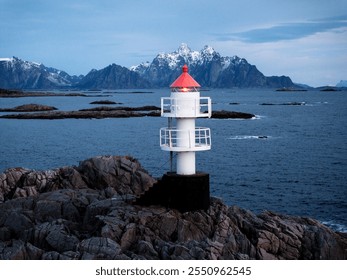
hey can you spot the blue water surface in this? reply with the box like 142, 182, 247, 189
0, 89, 346, 232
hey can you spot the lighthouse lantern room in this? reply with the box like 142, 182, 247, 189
160, 64, 212, 175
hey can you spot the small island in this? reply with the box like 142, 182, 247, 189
90, 100, 122, 105
0, 103, 58, 112
0, 104, 255, 120
276, 87, 307, 92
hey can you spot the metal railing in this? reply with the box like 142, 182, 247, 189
160, 127, 211, 152
161, 97, 211, 118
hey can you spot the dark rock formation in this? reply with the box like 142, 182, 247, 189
79, 105, 161, 112
0, 109, 155, 119
90, 100, 122, 105
0, 107, 254, 120
0, 104, 58, 112
212, 110, 255, 119
0, 156, 346, 260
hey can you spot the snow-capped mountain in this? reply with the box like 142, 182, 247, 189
336, 80, 347, 87
0, 57, 82, 89
131, 43, 294, 88
1, 44, 294, 90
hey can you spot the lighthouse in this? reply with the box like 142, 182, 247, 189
160, 64, 211, 174
136, 64, 212, 212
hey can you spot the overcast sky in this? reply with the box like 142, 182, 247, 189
1, 0, 346, 86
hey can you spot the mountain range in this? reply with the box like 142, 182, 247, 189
1, 44, 300, 89
0, 57, 82, 89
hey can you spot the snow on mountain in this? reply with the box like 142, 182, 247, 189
0, 57, 82, 89
131, 44, 245, 73
140, 43, 218, 70
129, 61, 150, 74
130, 43, 294, 88
336, 80, 347, 87
1, 44, 294, 90
0, 58, 15, 62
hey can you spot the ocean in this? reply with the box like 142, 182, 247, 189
0, 88, 346, 232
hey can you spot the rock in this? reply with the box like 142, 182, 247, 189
90, 100, 121, 105
0, 109, 149, 119
0, 105, 253, 120
212, 110, 255, 119
79, 237, 122, 259
0, 155, 346, 260
0, 104, 57, 112
77, 155, 156, 196
45, 226, 80, 253
0, 240, 27, 260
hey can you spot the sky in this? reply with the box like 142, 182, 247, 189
1, 0, 346, 87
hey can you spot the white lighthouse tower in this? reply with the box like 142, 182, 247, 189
160, 64, 212, 175
137, 64, 212, 212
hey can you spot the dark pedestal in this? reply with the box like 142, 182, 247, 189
136, 172, 210, 212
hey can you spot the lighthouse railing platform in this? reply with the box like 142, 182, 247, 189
161, 97, 211, 118
160, 127, 211, 152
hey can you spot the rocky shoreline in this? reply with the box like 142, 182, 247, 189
0, 155, 346, 260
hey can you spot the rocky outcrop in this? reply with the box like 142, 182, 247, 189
0, 104, 57, 112
0, 156, 346, 260
212, 110, 255, 119
0, 106, 254, 120
90, 100, 122, 105
0, 156, 155, 203
0, 108, 159, 119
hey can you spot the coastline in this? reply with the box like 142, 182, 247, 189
0, 155, 346, 260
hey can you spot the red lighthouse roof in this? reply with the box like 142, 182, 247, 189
170, 64, 201, 89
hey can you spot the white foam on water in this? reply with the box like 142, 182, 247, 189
321, 220, 347, 233
228, 135, 271, 140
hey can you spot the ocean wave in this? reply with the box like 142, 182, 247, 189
228, 135, 271, 140
321, 220, 347, 233
252, 115, 263, 120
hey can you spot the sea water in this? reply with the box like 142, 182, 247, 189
0, 88, 346, 232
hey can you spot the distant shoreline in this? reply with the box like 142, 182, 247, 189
0, 88, 154, 98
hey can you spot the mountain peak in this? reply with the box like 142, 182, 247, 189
202, 45, 216, 55
177, 43, 191, 56
200, 45, 218, 61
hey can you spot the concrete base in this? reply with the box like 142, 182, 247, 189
136, 172, 210, 212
